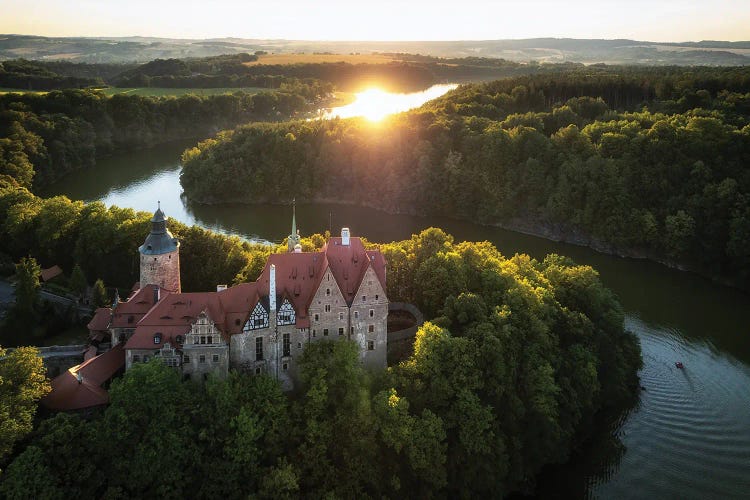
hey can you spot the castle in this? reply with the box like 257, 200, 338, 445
89, 203, 388, 390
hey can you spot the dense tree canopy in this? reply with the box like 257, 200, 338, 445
0, 228, 641, 497
181, 67, 750, 288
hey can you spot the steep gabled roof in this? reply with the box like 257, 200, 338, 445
87, 307, 111, 332
41, 344, 125, 411
324, 237, 385, 305
125, 291, 227, 349
255, 251, 329, 328
111, 285, 169, 329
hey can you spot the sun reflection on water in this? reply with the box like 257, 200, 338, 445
322, 83, 458, 121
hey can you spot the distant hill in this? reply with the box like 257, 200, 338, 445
1, 34, 748, 65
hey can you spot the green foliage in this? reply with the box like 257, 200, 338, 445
69, 263, 87, 297
92, 278, 108, 307
0, 346, 50, 467
12, 256, 40, 315
181, 67, 750, 288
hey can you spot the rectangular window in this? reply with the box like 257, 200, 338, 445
133, 354, 141, 363
369, 309, 374, 317
212, 354, 219, 363
282, 362, 289, 371
314, 313, 319, 321
339, 312, 344, 320
368, 325, 374, 333
200, 336, 206, 344
323, 328, 329, 336
297, 342, 302, 349
199, 355, 206, 363
207, 335, 213, 344
350, 326, 354, 335
256, 336, 263, 361
283, 333, 291, 357
354, 311, 359, 319
362, 295, 366, 302
183, 355, 189, 363
367, 340, 375, 351
193, 337, 199, 344
255, 367, 262, 375
338, 327, 344, 336
325, 304, 331, 312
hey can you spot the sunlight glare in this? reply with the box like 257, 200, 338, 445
324, 84, 458, 122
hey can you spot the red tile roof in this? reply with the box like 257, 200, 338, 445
87, 307, 111, 331
324, 237, 385, 305
40, 265, 63, 282
41, 344, 125, 411
111, 285, 168, 329
122, 235, 386, 350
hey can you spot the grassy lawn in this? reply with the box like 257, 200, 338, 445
98, 87, 267, 97
245, 53, 397, 66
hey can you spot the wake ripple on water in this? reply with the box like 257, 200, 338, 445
590, 316, 750, 499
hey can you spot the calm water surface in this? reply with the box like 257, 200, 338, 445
45, 142, 750, 499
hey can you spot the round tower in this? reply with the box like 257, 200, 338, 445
139, 203, 181, 292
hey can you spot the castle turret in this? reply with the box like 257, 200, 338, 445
139, 202, 181, 292
287, 198, 301, 252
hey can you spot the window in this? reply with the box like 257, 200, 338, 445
212, 354, 219, 363
183, 355, 190, 363
199, 355, 206, 363
207, 335, 213, 344
298, 342, 302, 349
283, 333, 291, 357
235, 318, 241, 326
375, 294, 379, 300
368, 325, 374, 333
354, 311, 359, 319
326, 288, 331, 296
338, 327, 344, 336
312, 329, 317, 337
362, 295, 366, 302
153, 334, 161, 344
256, 336, 263, 361
133, 354, 141, 363
325, 304, 331, 312
193, 337, 199, 344
323, 328, 329, 336
314, 313, 319, 321
282, 362, 289, 371
278, 299, 296, 326
255, 367, 262, 375
143, 355, 150, 362
369, 309, 374, 317
200, 336, 206, 345
367, 340, 375, 351
350, 326, 354, 335
339, 312, 344, 320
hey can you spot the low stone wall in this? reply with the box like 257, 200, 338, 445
4, 343, 112, 378
387, 302, 424, 342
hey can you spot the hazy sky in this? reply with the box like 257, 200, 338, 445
2, 0, 748, 42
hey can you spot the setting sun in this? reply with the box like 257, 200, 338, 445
323, 84, 458, 122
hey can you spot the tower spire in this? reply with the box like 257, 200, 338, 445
287, 198, 301, 252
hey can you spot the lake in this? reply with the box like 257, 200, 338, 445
44, 143, 750, 499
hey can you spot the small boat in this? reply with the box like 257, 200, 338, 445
675, 362, 684, 369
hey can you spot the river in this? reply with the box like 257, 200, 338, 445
43, 144, 750, 499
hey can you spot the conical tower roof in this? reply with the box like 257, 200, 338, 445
139, 202, 179, 255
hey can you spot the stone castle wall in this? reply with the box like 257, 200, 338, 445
139, 249, 181, 292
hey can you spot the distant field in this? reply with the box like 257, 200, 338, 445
245, 53, 397, 66
0, 87, 48, 95
0, 87, 267, 97
99, 87, 267, 97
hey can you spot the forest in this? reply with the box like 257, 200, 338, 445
0, 225, 642, 498
0, 85, 321, 190
180, 66, 750, 287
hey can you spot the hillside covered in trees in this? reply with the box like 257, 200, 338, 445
181, 66, 750, 287
0, 86, 321, 190
0, 224, 641, 498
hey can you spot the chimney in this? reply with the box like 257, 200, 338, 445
216, 284, 228, 292
76, 371, 83, 384
341, 227, 350, 246
153, 286, 160, 304
269, 264, 276, 312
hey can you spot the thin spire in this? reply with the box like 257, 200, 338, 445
291, 198, 296, 237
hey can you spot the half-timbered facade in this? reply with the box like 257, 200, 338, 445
104, 206, 388, 390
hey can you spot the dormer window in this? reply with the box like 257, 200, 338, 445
153, 333, 161, 344
244, 302, 269, 331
